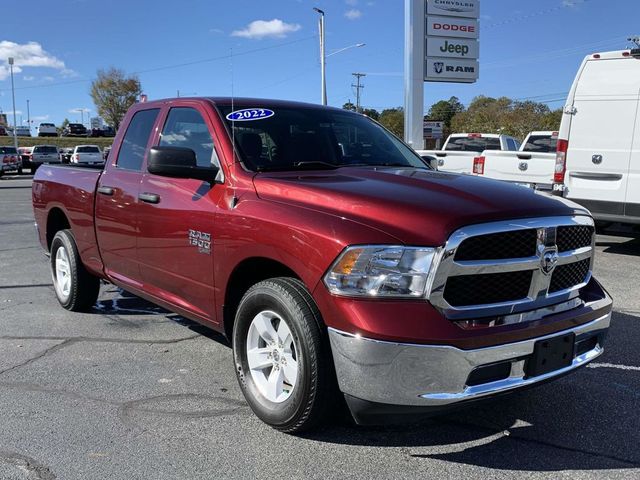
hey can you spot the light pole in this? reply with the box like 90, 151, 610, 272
313, 7, 326, 105
326, 43, 365, 58
8, 57, 18, 150
26, 99, 30, 133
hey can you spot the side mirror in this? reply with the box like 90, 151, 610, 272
147, 146, 219, 182
421, 155, 438, 171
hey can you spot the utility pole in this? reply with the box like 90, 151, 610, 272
351, 73, 366, 113
8, 57, 18, 150
313, 7, 327, 105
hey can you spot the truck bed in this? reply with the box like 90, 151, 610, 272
481, 150, 555, 190
32, 163, 104, 275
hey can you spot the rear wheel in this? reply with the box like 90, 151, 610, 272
233, 278, 335, 433
50, 229, 100, 311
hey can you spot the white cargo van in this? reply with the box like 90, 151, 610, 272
554, 49, 640, 225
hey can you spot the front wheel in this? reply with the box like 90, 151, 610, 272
233, 278, 335, 433
50, 229, 100, 311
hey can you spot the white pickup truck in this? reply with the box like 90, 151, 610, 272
70, 145, 103, 165
478, 131, 558, 191
418, 133, 520, 174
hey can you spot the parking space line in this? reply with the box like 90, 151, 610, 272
587, 362, 640, 371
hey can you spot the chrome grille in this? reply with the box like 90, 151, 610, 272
557, 225, 594, 252
549, 258, 590, 293
454, 229, 537, 261
444, 270, 533, 307
428, 216, 595, 320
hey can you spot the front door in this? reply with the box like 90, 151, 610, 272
95, 107, 161, 287
137, 103, 225, 322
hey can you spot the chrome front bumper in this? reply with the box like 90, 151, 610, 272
328, 312, 610, 407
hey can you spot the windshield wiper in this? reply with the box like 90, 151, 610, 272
346, 162, 429, 170
255, 161, 339, 172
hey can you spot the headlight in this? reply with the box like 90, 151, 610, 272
324, 245, 437, 298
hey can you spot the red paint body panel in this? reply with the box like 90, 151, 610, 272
32, 97, 604, 347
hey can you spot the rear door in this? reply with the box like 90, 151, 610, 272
565, 57, 640, 217
95, 107, 161, 288
137, 102, 226, 322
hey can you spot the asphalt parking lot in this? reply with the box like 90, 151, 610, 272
0, 174, 639, 480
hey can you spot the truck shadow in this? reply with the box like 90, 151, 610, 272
303, 310, 640, 472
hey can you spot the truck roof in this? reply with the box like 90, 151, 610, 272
136, 97, 345, 112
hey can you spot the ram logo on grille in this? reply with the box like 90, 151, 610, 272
540, 248, 559, 275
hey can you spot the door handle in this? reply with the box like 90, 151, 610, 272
138, 192, 161, 204
97, 186, 115, 196
517, 153, 532, 160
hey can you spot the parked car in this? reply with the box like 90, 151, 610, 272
0, 145, 22, 176
30, 145, 61, 173
418, 133, 521, 174
0, 125, 7, 136
70, 145, 103, 164
554, 49, 640, 226
59, 147, 73, 164
62, 123, 88, 137
477, 131, 559, 191
18, 146, 33, 171
102, 145, 112, 162
32, 97, 612, 433
102, 126, 116, 137
6, 126, 31, 137
37, 123, 58, 137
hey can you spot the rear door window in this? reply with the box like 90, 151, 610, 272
116, 108, 160, 171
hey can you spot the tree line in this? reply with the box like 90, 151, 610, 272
344, 96, 563, 142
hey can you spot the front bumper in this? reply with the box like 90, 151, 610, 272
329, 311, 610, 415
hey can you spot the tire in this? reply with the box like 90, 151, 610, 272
17, 167, 23, 175
50, 229, 100, 311
233, 277, 335, 433
31, 164, 39, 174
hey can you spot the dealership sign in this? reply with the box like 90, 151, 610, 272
426, 36, 478, 58
426, 15, 479, 39
425, 0, 479, 83
427, 0, 479, 18
425, 58, 479, 82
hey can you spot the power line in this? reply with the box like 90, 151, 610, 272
0, 35, 318, 93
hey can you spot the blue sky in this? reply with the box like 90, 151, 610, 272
0, 0, 638, 127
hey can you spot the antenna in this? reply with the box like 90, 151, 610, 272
230, 47, 237, 165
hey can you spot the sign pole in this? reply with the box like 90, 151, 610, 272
404, 0, 425, 150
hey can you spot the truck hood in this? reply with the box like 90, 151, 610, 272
253, 167, 589, 246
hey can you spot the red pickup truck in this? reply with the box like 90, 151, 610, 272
33, 97, 612, 432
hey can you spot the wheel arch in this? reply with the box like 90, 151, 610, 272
222, 256, 322, 340
46, 207, 71, 251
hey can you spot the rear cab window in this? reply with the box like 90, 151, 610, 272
445, 136, 501, 152
523, 135, 558, 153
115, 108, 160, 171
33, 146, 58, 154
77, 146, 100, 153
0, 147, 18, 155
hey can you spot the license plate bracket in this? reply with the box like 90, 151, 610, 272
526, 333, 575, 378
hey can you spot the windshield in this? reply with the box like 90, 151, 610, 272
218, 105, 428, 172
445, 136, 501, 152
523, 135, 558, 153
77, 146, 100, 153
0, 147, 18, 154
34, 146, 58, 153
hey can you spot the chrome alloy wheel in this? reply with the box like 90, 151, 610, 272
54, 245, 71, 299
246, 310, 299, 403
